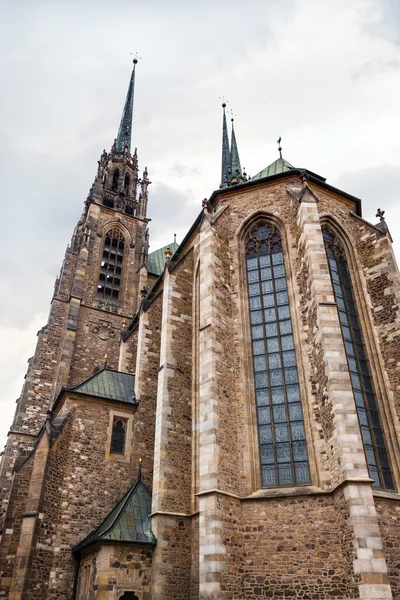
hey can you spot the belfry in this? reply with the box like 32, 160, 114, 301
1, 63, 400, 600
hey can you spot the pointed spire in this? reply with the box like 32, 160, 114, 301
116, 58, 137, 152
220, 102, 230, 188
230, 118, 243, 183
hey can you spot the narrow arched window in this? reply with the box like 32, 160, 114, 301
124, 173, 130, 197
246, 221, 311, 487
110, 418, 126, 454
111, 168, 120, 192
97, 229, 125, 302
322, 226, 394, 489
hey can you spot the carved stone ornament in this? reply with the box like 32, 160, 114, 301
90, 319, 119, 341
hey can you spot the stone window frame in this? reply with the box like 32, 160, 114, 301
77, 559, 92, 600
237, 211, 317, 492
320, 215, 400, 491
94, 221, 132, 308
106, 409, 134, 463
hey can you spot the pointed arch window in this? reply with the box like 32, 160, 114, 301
97, 229, 125, 302
246, 221, 311, 487
322, 226, 394, 489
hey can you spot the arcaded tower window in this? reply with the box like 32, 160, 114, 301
110, 418, 127, 454
97, 229, 125, 302
111, 168, 120, 192
246, 221, 311, 487
322, 226, 394, 489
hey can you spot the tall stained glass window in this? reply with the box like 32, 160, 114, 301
246, 221, 311, 487
322, 226, 394, 489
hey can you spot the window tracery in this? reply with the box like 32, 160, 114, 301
322, 225, 394, 489
97, 229, 125, 302
246, 220, 311, 487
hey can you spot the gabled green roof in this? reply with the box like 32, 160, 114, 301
71, 368, 136, 404
251, 157, 295, 181
73, 473, 156, 553
147, 241, 179, 276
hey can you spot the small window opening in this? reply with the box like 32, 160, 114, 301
111, 169, 120, 192
111, 418, 126, 454
124, 174, 130, 197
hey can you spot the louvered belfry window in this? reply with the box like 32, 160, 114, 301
246, 221, 311, 487
322, 226, 394, 489
110, 418, 126, 454
97, 229, 125, 302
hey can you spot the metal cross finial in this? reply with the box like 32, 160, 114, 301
277, 136, 282, 159
130, 52, 142, 64
376, 208, 385, 221
219, 96, 228, 108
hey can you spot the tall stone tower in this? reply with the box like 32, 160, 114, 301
0, 58, 150, 530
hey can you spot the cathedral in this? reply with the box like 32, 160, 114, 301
1, 60, 400, 600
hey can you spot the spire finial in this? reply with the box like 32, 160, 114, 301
116, 57, 139, 153
138, 457, 143, 479
219, 97, 230, 188
277, 136, 282, 159
104, 353, 108, 369
229, 111, 243, 185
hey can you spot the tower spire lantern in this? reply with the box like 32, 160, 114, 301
220, 101, 230, 188
116, 58, 138, 153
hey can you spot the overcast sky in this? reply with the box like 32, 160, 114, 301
0, 0, 399, 449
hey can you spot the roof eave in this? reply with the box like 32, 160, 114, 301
208, 168, 362, 216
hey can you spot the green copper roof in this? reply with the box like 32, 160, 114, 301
147, 241, 179, 276
73, 474, 156, 553
71, 368, 136, 404
230, 120, 243, 183
251, 157, 295, 181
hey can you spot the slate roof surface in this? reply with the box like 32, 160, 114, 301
251, 157, 295, 181
71, 368, 136, 404
147, 241, 179, 275
73, 475, 156, 553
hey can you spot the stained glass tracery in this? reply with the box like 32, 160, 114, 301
322, 226, 394, 490
246, 221, 311, 487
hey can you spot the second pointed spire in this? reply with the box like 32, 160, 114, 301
116, 58, 137, 153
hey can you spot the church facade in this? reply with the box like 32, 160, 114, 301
1, 62, 400, 600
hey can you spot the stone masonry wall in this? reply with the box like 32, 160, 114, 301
0, 454, 34, 597
239, 492, 359, 599
34, 396, 139, 600
375, 497, 400, 599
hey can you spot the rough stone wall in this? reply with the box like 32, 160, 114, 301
133, 293, 163, 488
119, 324, 139, 374
375, 498, 400, 599
26, 414, 74, 599
67, 306, 125, 386
212, 210, 242, 496
34, 396, 139, 599
239, 493, 359, 599
190, 514, 199, 600
0, 455, 34, 597
76, 544, 153, 600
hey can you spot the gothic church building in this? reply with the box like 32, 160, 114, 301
1, 61, 400, 600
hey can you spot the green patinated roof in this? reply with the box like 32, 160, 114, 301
251, 157, 295, 181
71, 368, 136, 404
147, 241, 179, 275
73, 474, 156, 553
